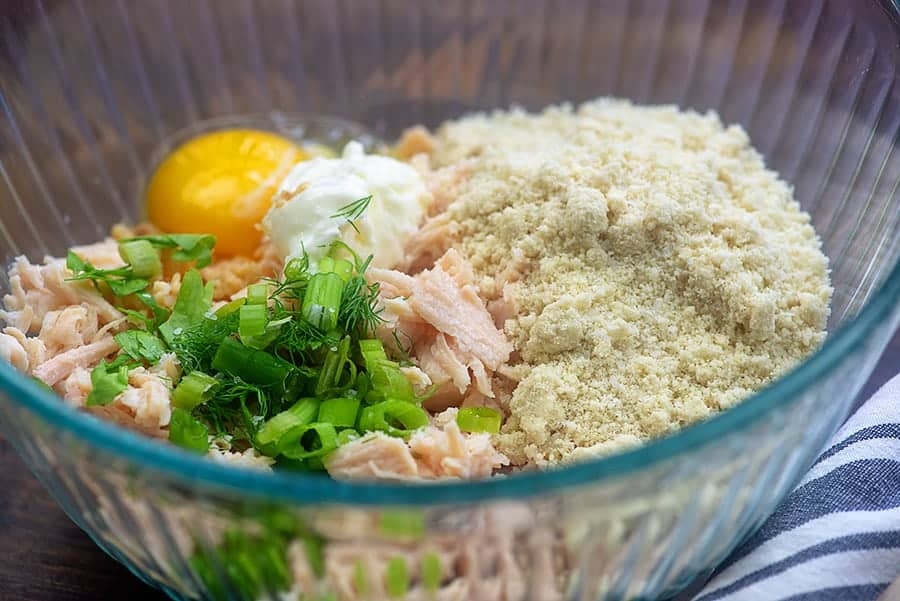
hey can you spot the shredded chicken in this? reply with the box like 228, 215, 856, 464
57, 362, 175, 438
207, 447, 275, 470
1, 256, 123, 333
37, 305, 100, 356
32, 336, 119, 386
0, 331, 28, 372
325, 409, 508, 481
3, 327, 47, 369
200, 237, 281, 300
370, 249, 512, 409
287, 503, 563, 601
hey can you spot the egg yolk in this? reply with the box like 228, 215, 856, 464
146, 129, 307, 257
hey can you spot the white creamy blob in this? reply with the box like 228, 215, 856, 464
262, 141, 430, 269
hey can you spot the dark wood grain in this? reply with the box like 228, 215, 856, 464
1, 328, 898, 601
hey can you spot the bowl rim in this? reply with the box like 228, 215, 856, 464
3, 243, 898, 506
1, 0, 899, 504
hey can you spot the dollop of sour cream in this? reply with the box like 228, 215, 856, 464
262, 141, 430, 269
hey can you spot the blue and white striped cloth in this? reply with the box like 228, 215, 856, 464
694, 373, 900, 601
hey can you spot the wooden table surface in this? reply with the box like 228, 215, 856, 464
1, 327, 898, 601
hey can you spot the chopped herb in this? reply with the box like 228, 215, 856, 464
114, 330, 166, 364
189, 527, 293, 601
158, 269, 215, 346
123, 233, 217, 268
456, 407, 502, 434
169, 407, 209, 453
85, 360, 130, 406
329, 194, 372, 234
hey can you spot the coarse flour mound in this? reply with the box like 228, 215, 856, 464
430, 99, 832, 466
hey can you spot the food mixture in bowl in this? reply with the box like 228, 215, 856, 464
0, 99, 832, 479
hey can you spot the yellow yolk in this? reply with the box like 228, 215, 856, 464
146, 129, 307, 257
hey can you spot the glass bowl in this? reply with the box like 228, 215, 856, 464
1, 1, 898, 600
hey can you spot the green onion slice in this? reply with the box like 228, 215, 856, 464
284, 256, 309, 283
353, 560, 369, 596
215, 297, 246, 317
302, 271, 344, 331
118, 239, 162, 279
456, 407, 502, 434
359, 400, 429, 437
169, 407, 209, 453
246, 283, 268, 305
256, 397, 321, 452
239, 303, 268, 339
333, 258, 354, 282
367, 359, 416, 404
385, 556, 409, 598
359, 338, 388, 364
315, 335, 356, 395
211, 338, 293, 387
336, 428, 361, 446
421, 552, 442, 592
280, 422, 338, 460
171, 371, 219, 411
317, 397, 361, 428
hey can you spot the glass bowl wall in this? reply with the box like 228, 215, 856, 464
0, 1, 898, 600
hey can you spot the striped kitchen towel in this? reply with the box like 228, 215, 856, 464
694, 373, 900, 601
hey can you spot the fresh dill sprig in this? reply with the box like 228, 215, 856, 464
196, 376, 270, 442
169, 312, 240, 373
329, 195, 373, 234
339, 275, 383, 338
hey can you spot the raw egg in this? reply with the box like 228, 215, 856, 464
146, 129, 307, 257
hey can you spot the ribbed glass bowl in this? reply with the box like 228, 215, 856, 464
1, 2, 899, 600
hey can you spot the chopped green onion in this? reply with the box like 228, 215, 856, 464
385, 556, 409, 598
302, 272, 344, 331
379, 510, 425, 540
359, 339, 417, 403
353, 560, 369, 596
333, 259, 354, 282
456, 407, 502, 434
211, 338, 293, 387
280, 422, 338, 460
118, 239, 162, 279
86, 360, 130, 406
315, 335, 355, 395
172, 371, 219, 411
215, 297, 246, 317
169, 407, 209, 453
123, 233, 216, 268
256, 397, 321, 452
359, 338, 388, 363
359, 400, 429, 437
239, 303, 268, 338
354, 372, 371, 400
317, 397, 361, 428
317, 256, 335, 274
367, 359, 416, 404
246, 283, 268, 305
284, 256, 309, 282
421, 552, 442, 592
336, 429, 360, 446
303, 535, 325, 577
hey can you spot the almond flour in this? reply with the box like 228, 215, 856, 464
429, 99, 832, 466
